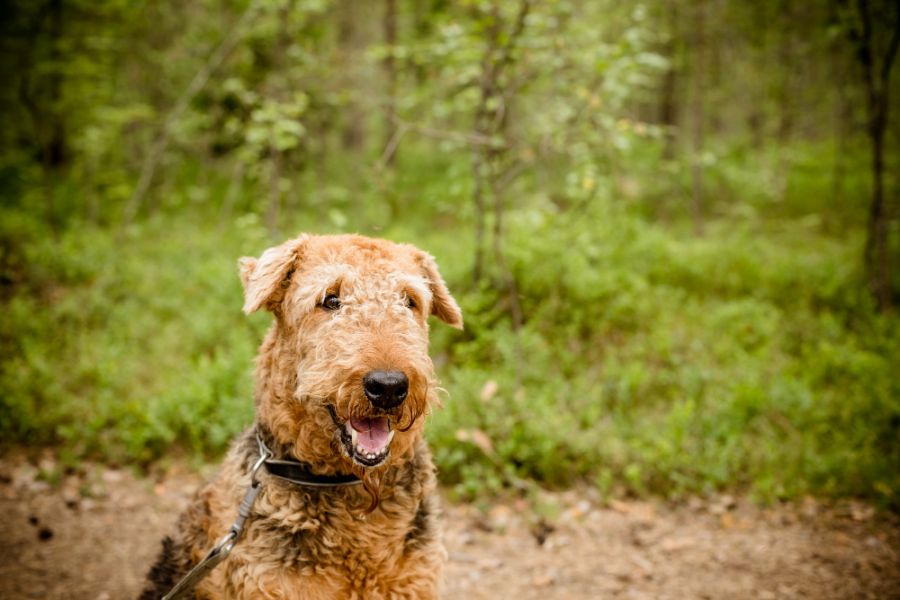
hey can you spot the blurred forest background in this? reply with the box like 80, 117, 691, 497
1, 0, 898, 508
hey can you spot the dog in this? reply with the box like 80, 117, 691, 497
139, 233, 462, 599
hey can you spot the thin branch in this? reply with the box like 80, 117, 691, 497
375, 121, 409, 170
392, 116, 499, 147
493, 0, 533, 84
495, 158, 530, 193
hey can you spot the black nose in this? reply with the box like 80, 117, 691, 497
363, 370, 409, 410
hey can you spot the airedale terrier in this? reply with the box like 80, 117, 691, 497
139, 234, 462, 599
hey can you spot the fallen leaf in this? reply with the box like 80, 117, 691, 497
720, 513, 735, 529
850, 502, 874, 522
469, 429, 494, 455
480, 380, 498, 402
660, 537, 693, 552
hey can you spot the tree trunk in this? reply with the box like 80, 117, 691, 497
690, 0, 706, 235
659, 1, 679, 161
471, 155, 487, 284
45, 0, 67, 170
854, 0, 899, 312
267, 149, 283, 238
659, 62, 677, 160
382, 0, 398, 166
338, 0, 366, 151
865, 103, 890, 310
776, 0, 795, 146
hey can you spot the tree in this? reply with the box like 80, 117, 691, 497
840, 0, 900, 311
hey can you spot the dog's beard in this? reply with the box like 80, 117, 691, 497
353, 463, 386, 513
342, 397, 428, 514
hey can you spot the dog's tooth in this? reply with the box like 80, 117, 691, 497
387, 430, 395, 444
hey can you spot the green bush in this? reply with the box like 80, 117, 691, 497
1, 149, 898, 508
428, 198, 899, 506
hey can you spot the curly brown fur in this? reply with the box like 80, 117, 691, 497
139, 234, 461, 599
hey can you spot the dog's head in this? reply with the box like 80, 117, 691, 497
239, 234, 461, 504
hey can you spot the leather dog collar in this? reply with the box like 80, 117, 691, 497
255, 429, 362, 488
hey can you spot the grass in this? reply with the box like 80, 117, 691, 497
433, 214, 899, 505
1, 143, 898, 508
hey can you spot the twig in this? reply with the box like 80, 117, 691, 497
391, 115, 498, 147
375, 122, 409, 171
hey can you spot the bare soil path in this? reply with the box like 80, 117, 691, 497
1, 455, 897, 600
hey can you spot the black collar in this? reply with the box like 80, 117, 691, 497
255, 428, 362, 488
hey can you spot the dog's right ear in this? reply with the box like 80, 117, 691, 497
239, 235, 308, 314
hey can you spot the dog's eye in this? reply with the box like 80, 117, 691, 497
405, 296, 417, 310
321, 294, 342, 311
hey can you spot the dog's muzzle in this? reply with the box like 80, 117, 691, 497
328, 405, 395, 467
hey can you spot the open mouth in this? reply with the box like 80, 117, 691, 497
347, 417, 394, 466
329, 407, 394, 467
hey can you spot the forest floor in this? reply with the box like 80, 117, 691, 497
1, 452, 898, 600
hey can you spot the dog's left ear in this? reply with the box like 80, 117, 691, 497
239, 235, 308, 314
417, 251, 463, 329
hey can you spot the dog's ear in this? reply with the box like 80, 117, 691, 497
239, 235, 308, 314
417, 251, 463, 329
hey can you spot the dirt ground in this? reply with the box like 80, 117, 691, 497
1, 454, 898, 600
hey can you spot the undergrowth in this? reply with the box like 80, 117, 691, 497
1, 145, 898, 508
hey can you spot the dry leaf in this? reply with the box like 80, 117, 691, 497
470, 429, 495, 455
660, 537, 693, 552
480, 380, 498, 402
720, 513, 735, 529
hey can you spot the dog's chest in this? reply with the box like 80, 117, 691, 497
248, 489, 423, 561
223, 501, 423, 599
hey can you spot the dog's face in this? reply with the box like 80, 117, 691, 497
239, 234, 461, 488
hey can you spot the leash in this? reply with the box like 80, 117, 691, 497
160, 430, 362, 600
161, 442, 269, 600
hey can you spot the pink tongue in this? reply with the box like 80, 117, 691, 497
350, 417, 391, 454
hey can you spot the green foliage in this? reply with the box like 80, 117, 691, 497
0, 215, 270, 463
428, 195, 899, 506
2, 146, 899, 507
1, 0, 899, 508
